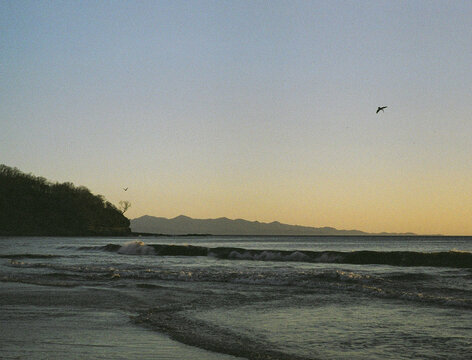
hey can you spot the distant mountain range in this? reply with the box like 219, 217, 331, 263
130, 215, 415, 236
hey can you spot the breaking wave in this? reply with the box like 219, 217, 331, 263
5, 259, 472, 309
78, 242, 472, 269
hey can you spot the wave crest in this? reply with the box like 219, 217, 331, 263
118, 241, 155, 255
76, 242, 472, 269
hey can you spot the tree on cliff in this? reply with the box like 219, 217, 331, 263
0, 164, 130, 236
119, 200, 131, 214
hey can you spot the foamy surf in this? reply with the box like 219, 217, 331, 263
2, 236, 472, 360
78, 242, 472, 268
117, 241, 155, 255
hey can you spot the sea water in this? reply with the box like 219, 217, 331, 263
1, 236, 471, 359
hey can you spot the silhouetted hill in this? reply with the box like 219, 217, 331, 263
130, 215, 372, 235
0, 165, 130, 236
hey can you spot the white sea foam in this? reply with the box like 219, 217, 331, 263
118, 241, 155, 255
286, 251, 310, 262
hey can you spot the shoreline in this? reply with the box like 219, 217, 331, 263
0, 282, 243, 360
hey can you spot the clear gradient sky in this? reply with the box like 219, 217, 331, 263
2, 1, 472, 235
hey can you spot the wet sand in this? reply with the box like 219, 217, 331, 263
0, 283, 241, 360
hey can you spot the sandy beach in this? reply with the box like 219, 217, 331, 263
0, 282, 241, 360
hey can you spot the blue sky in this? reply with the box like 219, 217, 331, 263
2, 1, 472, 234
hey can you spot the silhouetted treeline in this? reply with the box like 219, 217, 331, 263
0, 165, 130, 236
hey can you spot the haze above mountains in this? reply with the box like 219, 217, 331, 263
131, 215, 415, 236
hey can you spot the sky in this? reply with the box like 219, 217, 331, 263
1, 0, 472, 235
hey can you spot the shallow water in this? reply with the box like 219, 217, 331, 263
1, 236, 471, 359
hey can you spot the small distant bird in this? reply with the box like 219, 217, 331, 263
376, 106, 387, 114
123, 187, 128, 191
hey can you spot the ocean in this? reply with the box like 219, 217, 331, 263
1, 236, 471, 359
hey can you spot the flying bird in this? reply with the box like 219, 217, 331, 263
123, 187, 128, 191
376, 106, 387, 113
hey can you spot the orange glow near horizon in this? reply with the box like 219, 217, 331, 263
98, 163, 472, 235
2, 2, 472, 235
